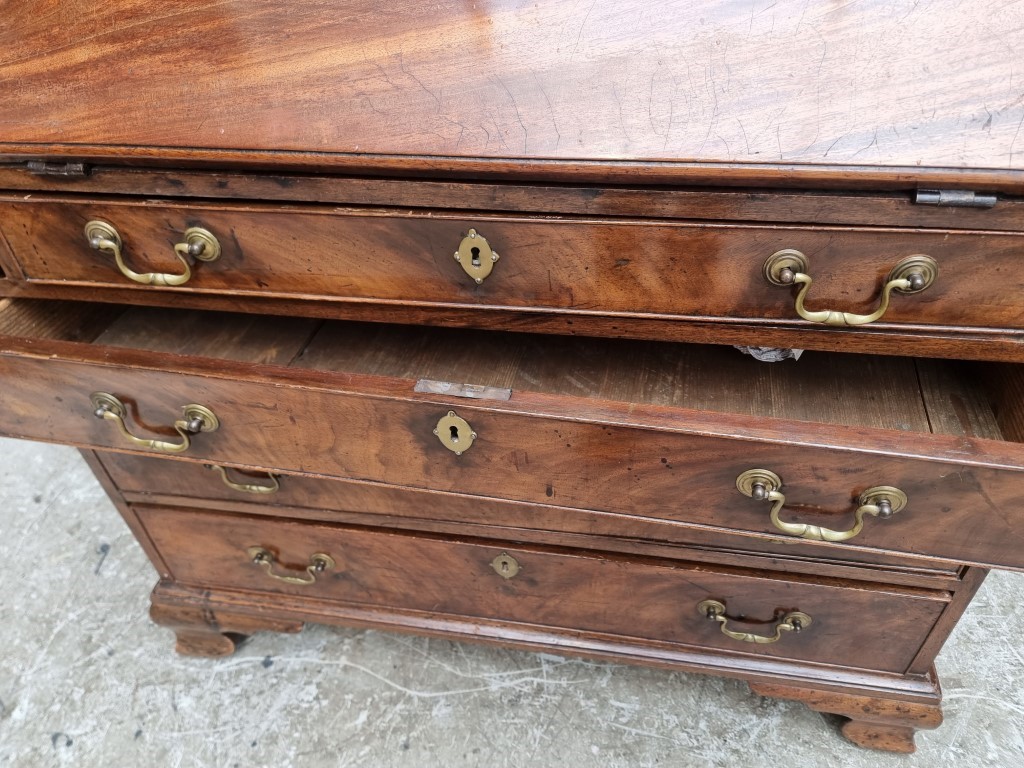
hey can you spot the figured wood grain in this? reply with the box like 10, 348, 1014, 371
2, 1, 1020, 751
5, 200, 1024, 333
1, 299, 1023, 569
96, 451, 964, 586
1, 334, 1024, 568
137, 505, 947, 674
2, 1, 1023, 186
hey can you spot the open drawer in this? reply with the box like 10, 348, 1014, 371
0, 298, 1023, 569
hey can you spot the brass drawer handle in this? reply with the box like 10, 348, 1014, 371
763, 249, 937, 326
698, 599, 812, 644
205, 464, 279, 495
454, 228, 499, 283
85, 220, 221, 287
90, 392, 219, 454
737, 469, 907, 542
247, 547, 335, 586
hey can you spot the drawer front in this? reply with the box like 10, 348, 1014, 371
94, 452, 962, 576
137, 505, 947, 674
3, 351, 1024, 570
4, 199, 1023, 331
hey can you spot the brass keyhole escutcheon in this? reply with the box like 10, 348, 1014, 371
433, 411, 476, 455
491, 553, 520, 579
454, 228, 499, 284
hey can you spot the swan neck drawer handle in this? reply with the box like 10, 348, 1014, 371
206, 464, 280, 494
247, 547, 335, 586
90, 392, 219, 454
453, 228, 499, 284
698, 599, 812, 644
737, 469, 907, 542
85, 220, 221, 287
763, 249, 937, 326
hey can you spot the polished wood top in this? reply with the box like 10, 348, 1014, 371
2, 1, 1022, 184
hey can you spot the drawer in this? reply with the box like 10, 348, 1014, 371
2, 299, 1024, 570
136, 505, 949, 675
95, 451, 963, 581
3, 197, 1024, 337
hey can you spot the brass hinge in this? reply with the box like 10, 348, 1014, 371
25, 160, 90, 177
915, 189, 997, 208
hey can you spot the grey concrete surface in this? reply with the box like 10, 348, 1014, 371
1, 437, 1022, 768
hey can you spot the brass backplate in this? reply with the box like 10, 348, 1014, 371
454, 228, 499, 283
736, 468, 783, 497
491, 553, 520, 579
84, 220, 122, 250
858, 485, 908, 514
888, 255, 938, 294
91, 391, 127, 418
182, 404, 221, 432
433, 411, 476, 455
182, 227, 222, 262
762, 249, 809, 286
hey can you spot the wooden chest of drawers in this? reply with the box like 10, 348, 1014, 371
2, 0, 1023, 754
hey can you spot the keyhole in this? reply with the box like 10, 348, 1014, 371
449, 425, 460, 443
470, 246, 481, 267
500, 559, 509, 573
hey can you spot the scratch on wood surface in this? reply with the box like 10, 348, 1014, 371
851, 129, 879, 158
570, 0, 599, 60
612, 83, 633, 145
397, 53, 441, 112
533, 73, 562, 151
496, 76, 529, 152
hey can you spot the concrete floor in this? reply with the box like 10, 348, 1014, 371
1, 438, 1023, 767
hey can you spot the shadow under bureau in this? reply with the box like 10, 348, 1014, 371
2, 0, 1024, 755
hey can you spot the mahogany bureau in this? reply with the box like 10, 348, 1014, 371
1, 0, 1023, 754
